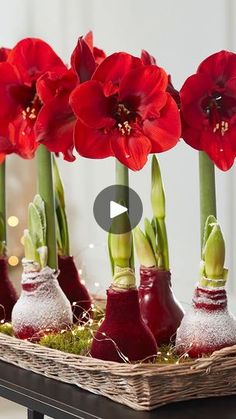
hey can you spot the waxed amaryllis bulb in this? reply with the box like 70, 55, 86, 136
139, 267, 184, 345
12, 266, 73, 340
0, 258, 18, 321
176, 216, 236, 357
91, 287, 157, 362
176, 285, 236, 357
58, 255, 92, 323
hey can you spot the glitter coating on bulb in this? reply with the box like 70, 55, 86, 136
12, 266, 73, 340
176, 285, 236, 357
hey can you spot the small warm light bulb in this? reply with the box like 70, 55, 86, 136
8, 256, 19, 266
89, 243, 94, 249
81, 279, 86, 285
94, 282, 99, 287
78, 269, 83, 275
8, 216, 19, 227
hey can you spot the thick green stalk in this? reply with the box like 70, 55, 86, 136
0, 161, 6, 243
115, 160, 129, 206
36, 145, 57, 269
110, 160, 135, 289
199, 151, 217, 249
114, 159, 130, 267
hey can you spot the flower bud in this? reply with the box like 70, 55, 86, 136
24, 229, 39, 263
133, 226, 156, 267
204, 223, 225, 279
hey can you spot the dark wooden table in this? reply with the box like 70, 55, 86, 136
0, 360, 235, 419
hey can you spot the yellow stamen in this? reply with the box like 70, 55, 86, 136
118, 121, 131, 135
213, 120, 229, 136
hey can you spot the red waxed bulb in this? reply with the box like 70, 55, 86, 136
139, 267, 184, 345
176, 285, 236, 357
58, 255, 92, 323
91, 287, 158, 363
0, 257, 18, 321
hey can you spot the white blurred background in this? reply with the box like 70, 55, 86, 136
1, 0, 236, 416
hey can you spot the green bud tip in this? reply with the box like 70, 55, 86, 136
201, 216, 226, 281
133, 226, 156, 268
204, 223, 225, 279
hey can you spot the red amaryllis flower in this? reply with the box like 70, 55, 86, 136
70, 52, 180, 170
141, 50, 180, 108
0, 38, 66, 161
0, 47, 11, 163
180, 50, 236, 171
35, 68, 77, 162
0, 47, 10, 62
35, 32, 106, 160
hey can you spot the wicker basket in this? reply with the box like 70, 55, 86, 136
0, 333, 236, 410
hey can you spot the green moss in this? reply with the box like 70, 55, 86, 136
39, 326, 93, 356
0, 315, 207, 363
0, 322, 13, 336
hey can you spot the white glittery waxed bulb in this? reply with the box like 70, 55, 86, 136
12, 264, 73, 340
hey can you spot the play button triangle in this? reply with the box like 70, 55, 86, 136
110, 201, 128, 219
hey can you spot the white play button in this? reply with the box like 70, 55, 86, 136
110, 201, 128, 219
93, 185, 143, 233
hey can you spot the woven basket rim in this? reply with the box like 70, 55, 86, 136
1, 332, 236, 375
1, 332, 236, 410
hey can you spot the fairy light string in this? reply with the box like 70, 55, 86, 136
0, 300, 196, 365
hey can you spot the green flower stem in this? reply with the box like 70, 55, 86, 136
110, 159, 135, 289
116, 160, 129, 187
0, 161, 6, 244
115, 159, 129, 206
199, 151, 217, 250
36, 145, 57, 269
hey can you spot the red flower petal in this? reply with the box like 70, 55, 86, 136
180, 73, 214, 128
93, 47, 106, 65
0, 62, 22, 120
119, 65, 168, 119
37, 69, 77, 104
141, 50, 157, 66
8, 115, 37, 159
0, 122, 14, 158
0, 47, 10, 62
70, 80, 115, 129
200, 128, 236, 171
74, 120, 114, 159
82, 31, 106, 66
111, 129, 151, 171
93, 52, 142, 85
84, 31, 93, 49
143, 94, 181, 152
35, 95, 75, 162
181, 118, 202, 150
197, 50, 236, 82
8, 38, 66, 83
71, 37, 96, 83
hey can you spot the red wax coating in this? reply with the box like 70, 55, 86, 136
91, 287, 157, 363
139, 267, 184, 345
0, 257, 18, 322
192, 286, 227, 311
58, 255, 92, 323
